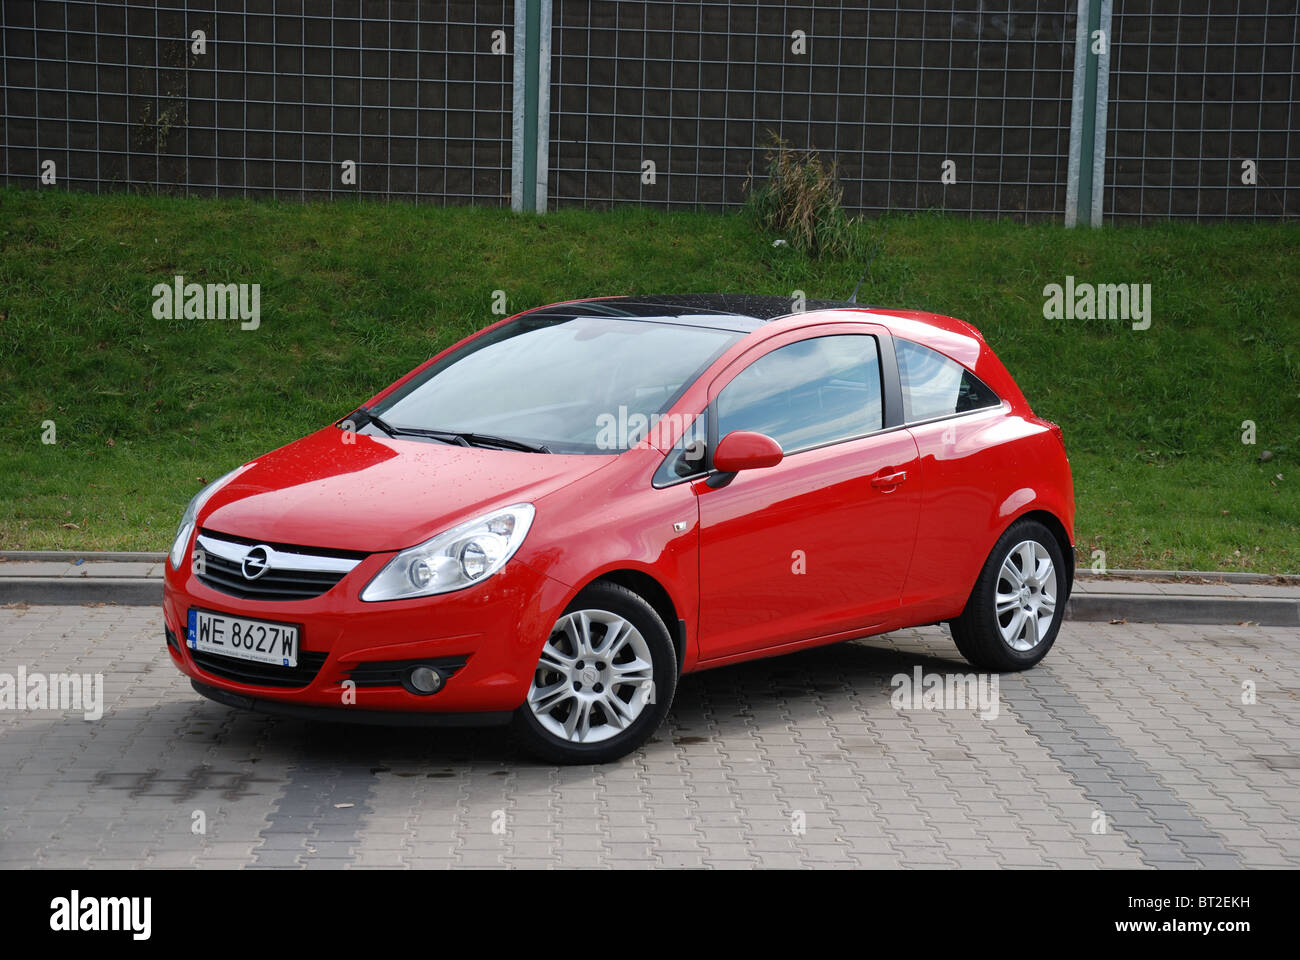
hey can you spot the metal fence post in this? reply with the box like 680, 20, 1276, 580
511, 0, 551, 213
1089, 0, 1113, 227
1066, 0, 1112, 227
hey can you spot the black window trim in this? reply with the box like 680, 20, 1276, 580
901, 400, 1011, 432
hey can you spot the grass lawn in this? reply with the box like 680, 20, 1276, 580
1, 187, 1297, 572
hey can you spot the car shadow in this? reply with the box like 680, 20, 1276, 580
9, 631, 975, 819
184, 632, 971, 768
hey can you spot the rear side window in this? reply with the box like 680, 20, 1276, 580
716, 334, 883, 453
896, 339, 1001, 423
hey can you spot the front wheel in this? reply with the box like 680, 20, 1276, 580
949, 519, 1066, 671
512, 582, 677, 764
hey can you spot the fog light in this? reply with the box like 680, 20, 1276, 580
406, 666, 443, 695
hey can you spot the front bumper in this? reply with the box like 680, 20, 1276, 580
163, 545, 572, 716
189, 680, 513, 726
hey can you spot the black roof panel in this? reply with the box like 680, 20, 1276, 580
523, 293, 874, 332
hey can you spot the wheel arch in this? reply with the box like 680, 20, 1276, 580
580, 568, 686, 673
1014, 508, 1075, 598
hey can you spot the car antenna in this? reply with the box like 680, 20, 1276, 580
847, 222, 889, 303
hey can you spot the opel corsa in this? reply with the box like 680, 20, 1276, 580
164, 295, 1075, 763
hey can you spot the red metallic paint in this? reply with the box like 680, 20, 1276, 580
712, 430, 785, 472
202, 428, 617, 553
694, 426, 922, 660
163, 304, 1074, 719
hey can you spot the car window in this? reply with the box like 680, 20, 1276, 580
896, 339, 1001, 423
371, 315, 741, 454
652, 411, 709, 485
715, 335, 883, 454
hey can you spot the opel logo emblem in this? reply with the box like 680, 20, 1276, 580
241, 546, 272, 581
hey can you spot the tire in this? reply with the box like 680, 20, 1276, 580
512, 582, 678, 765
949, 519, 1066, 672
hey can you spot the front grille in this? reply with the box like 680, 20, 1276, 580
196, 552, 345, 600
346, 656, 469, 688
190, 648, 329, 689
193, 531, 364, 602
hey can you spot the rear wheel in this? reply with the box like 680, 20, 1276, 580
949, 519, 1065, 671
512, 582, 677, 764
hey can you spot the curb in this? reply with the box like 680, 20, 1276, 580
1065, 593, 1299, 627
3, 576, 1298, 627
1, 550, 167, 563
5, 554, 1295, 585
1076, 568, 1300, 586
1, 578, 163, 607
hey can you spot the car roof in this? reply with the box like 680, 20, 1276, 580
524, 294, 882, 333
519, 295, 989, 359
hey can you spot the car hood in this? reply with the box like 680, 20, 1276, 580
200, 427, 616, 553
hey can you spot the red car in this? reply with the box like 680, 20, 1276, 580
164, 294, 1074, 763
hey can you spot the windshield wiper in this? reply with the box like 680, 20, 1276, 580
433, 430, 552, 454
345, 409, 549, 453
345, 408, 468, 446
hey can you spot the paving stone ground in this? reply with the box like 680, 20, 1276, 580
0, 604, 1296, 869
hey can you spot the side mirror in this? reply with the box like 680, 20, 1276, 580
712, 430, 784, 473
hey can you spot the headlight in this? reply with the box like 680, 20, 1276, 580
167, 466, 247, 570
361, 504, 535, 601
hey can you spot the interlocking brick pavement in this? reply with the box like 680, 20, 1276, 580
0, 604, 1296, 868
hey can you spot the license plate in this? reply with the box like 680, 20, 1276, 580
187, 609, 299, 667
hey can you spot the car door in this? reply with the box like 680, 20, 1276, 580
693, 326, 922, 662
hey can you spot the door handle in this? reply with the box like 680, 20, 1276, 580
871, 470, 908, 489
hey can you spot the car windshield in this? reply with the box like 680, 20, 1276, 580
368, 313, 742, 454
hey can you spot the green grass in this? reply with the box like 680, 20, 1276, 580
1, 187, 1297, 572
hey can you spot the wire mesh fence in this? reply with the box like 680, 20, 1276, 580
549, 0, 1079, 220
1, 0, 514, 204
1105, 0, 1298, 221
1, 1, 1296, 221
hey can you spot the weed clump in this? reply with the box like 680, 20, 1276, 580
744, 135, 868, 260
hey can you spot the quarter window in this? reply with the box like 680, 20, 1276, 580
715, 335, 883, 453
896, 339, 1000, 422
653, 412, 709, 485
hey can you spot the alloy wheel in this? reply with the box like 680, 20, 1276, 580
526, 609, 656, 744
994, 539, 1058, 652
